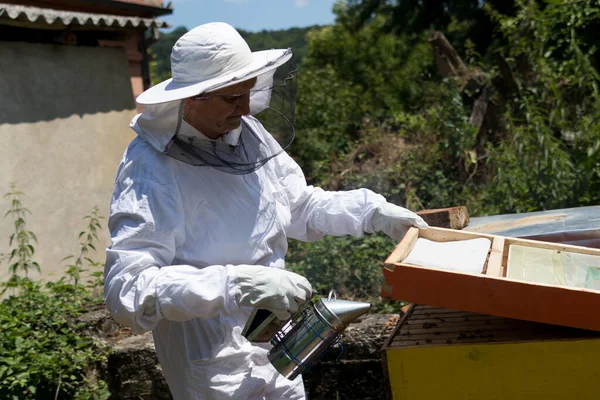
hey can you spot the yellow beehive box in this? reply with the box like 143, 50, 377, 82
382, 304, 600, 400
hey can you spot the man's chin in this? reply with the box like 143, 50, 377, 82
225, 119, 242, 130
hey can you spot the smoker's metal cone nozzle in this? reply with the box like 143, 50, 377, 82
320, 298, 371, 328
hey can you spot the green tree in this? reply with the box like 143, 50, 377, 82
482, 0, 600, 213
335, 0, 516, 57
292, 16, 435, 180
239, 26, 317, 64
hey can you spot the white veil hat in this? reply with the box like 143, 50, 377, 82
136, 22, 292, 105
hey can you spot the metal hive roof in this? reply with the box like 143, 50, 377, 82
0, 3, 169, 28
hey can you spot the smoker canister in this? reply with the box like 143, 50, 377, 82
268, 292, 371, 380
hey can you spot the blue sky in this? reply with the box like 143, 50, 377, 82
162, 0, 338, 32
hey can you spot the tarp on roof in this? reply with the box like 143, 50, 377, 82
0, 3, 169, 28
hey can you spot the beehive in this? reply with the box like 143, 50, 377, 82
382, 304, 600, 400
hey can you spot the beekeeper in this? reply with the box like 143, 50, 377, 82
104, 22, 428, 399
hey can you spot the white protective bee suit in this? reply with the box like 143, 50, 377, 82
104, 22, 427, 400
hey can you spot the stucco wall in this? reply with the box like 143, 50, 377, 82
0, 42, 137, 282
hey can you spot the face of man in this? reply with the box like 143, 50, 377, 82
183, 78, 258, 140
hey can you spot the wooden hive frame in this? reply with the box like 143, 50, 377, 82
383, 227, 600, 331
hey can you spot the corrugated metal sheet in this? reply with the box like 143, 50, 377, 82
465, 205, 600, 248
0, 3, 169, 28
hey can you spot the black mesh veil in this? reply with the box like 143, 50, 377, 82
164, 60, 298, 175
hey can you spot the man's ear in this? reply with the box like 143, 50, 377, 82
183, 98, 194, 118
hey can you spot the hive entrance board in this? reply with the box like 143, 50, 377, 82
382, 227, 600, 331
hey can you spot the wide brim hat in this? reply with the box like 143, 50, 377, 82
137, 22, 293, 105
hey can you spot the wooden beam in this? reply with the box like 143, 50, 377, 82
417, 206, 470, 230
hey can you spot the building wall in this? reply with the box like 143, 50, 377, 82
0, 42, 137, 282
98, 30, 148, 111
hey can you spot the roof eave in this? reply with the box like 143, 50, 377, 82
0, 3, 170, 29
78, 0, 173, 18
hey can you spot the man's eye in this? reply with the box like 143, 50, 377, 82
223, 95, 241, 102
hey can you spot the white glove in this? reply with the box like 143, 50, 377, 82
369, 202, 428, 242
228, 265, 313, 321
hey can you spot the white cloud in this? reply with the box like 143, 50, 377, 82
295, 0, 309, 7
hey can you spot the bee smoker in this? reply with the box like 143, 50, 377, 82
242, 291, 371, 380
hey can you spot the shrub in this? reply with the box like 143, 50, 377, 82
0, 186, 109, 399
